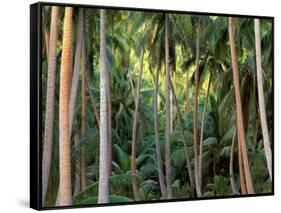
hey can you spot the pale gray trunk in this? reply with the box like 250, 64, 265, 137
42, 6, 59, 206
230, 128, 239, 194
131, 47, 144, 201
254, 19, 272, 181
69, 9, 84, 134
198, 73, 212, 188
154, 66, 167, 199
98, 9, 109, 204
165, 14, 173, 199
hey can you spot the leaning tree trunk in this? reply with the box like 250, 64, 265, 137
230, 128, 239, 195
193, 24, 202, 197
68, 8, 84, 134
131, 47, 144, 201
164, 14, 173, 199
198, 72, 212, 189
154, 66, 167, 199
228, 17, 254, 194
42, 6, 59, 206
168, 70, 196, 198
98, 9, 109, 204
58, 7, 73, 206
238, 137, 247, 194
254, 19, 272, 181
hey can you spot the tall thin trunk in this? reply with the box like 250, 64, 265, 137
81, 37, 87, 191
73, 134, 81, 196
253, 111, 260, 152
170, 77, 173, 132
42, 6, 59, 206
165, 14, 173, 199
184, 71, 190, 112
69, 8, 84, 134
199, 73, 212, 189
254, 19, 272, 181
230, 128, 239, 195
228, 17, 254, 194
86, 79, 100, 128
44, 30, 50, 63
131, 47, 144, 201
98, 9, 109, 204
168, 70, 196, 198
106, 61, 113, 177
154, 66, 167, 199
193, 23, 202, 197
238, 137, 246, 194
58, 7, 73, 206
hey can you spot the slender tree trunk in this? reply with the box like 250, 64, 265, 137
86, 79, 100, 128
168, 70, 196, 198
73, 134, 81, 196
42, 6, 59, 206
98, 9, 109, 204
81, 37, 87, 191
170, 76, 173, 132
69, 8, 84, 134
198, 73, 212, 189
131, 47, 144, 201
230, 128, 239, 195
254, 19, 272, 181
165, 14, 173, 199
228, 17, 255, 194
193, 24, 202, 197
58, 7, 73, 206
184, 71, 190, 112
106, 61, 113, 177
44, 30, 50, 63
253, 111, 260, 152
238, 137, 246, 194
154, 66, 167, 199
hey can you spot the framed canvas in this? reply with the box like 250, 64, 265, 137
30, 1, 274, 210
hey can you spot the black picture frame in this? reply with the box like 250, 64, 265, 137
30, 1, 274, 210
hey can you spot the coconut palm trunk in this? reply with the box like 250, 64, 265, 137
131, 47, 144, 201
68, 8, 84, 134
254, 19, 272, 181
198, 72, 212, 188
193, 24, 202, 197
98, 9, 109, 204
58, 7, 73, 206
238, 137, 247, 194
228, 17, 255, 194
168, 69, 196, 197
42, 6, 59, 206
165, 13, 173, 199
154, 66, 167, 199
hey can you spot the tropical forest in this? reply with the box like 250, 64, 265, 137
41, 5, 273, 207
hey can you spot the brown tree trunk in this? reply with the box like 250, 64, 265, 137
228, 17, 254, 194
238, 137, 247, 194
42, 6, 59, 206
131, 47, 144, 201
193, 23, 202, 197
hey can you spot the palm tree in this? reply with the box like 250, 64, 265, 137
228, 17, 254, 194
98, 9, 109, 204
198, 72, 212, 189
69, 8, 84, 134
42, 6, 59, 206
193, 21, 202, 197
58, 7, 73, 206
131, 47, 144, 201
165, 13, 173, 199
254, 19, 272, 181
154, 64, 167, 199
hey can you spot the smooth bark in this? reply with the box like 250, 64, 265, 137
254, 19, 272, 181
42, 6, 59, 206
